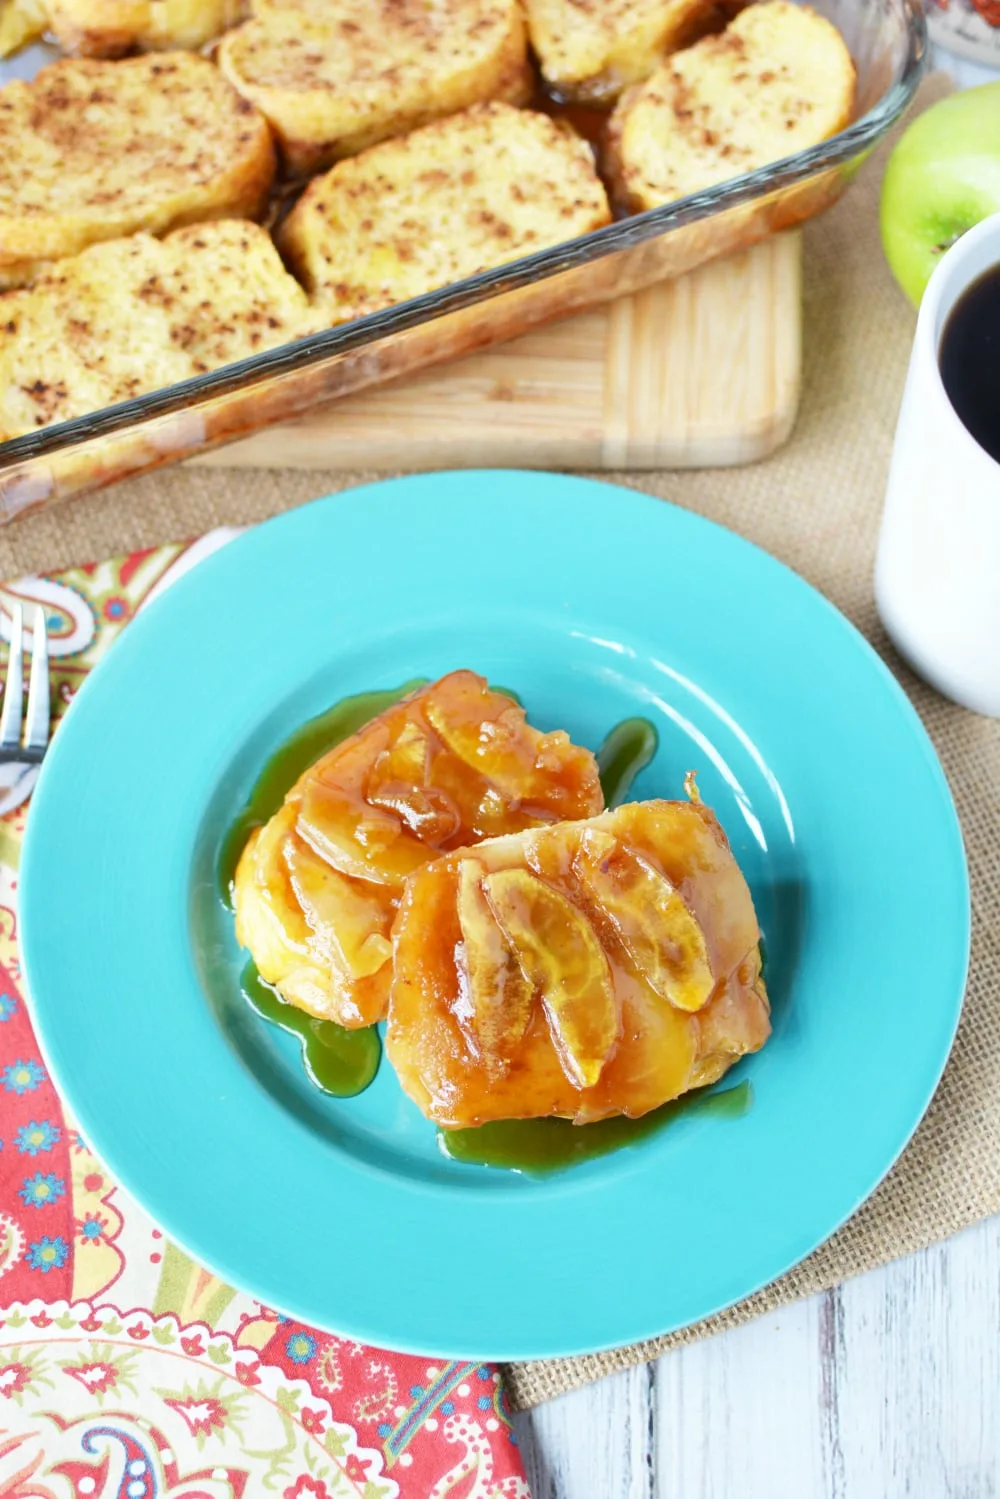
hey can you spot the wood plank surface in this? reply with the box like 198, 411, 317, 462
513, 1212, 1000, 1497
198, 232, 801, 473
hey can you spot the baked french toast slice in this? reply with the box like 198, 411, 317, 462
387, 798, 770, 1127
0, 52, 275, 290
606, 1, 855, 213
279, 101, 611, 322
44, 0, 245, 56
524, 0, 719, 104
0, 220, 316, 440
217, 0, 531, 175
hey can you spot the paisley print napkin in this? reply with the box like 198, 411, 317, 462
0, 534, 530, 1499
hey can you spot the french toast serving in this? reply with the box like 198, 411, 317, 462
0, 51, 274, 289
217, 0, 531, 174
386, 797, 770, 1127
229, 668, 770, 1131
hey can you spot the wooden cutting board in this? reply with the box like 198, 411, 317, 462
198, 230, 801, 473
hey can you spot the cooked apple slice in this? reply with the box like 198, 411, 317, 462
284, 832, 393, 981
482, 867, 617, 1088
373, 719, 430, 785
233, 806, 349, 1021
365, 719, 464, 844
295, 712, 430, 887
234, 806, 309, 966
574, 829, 716, 1012
455, 858, 534, 1076
423, 674, 601, 820
425, 750, 541, 842
297, 777, 430, 887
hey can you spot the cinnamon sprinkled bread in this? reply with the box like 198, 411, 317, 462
218, 0, 531, 175
0, 52, 275, 289
606, 1, 855, 213
44, 0, 245, 56
0, 220, 316, 440
524, 0, 719, 104
279, 102, 612, 322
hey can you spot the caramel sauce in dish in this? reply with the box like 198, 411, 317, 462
443, 1078, 753, 1174
240, 958, 381, 1098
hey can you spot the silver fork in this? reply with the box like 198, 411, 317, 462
0, 602, 51, 816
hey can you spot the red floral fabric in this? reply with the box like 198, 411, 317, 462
0, 536, 530, 1498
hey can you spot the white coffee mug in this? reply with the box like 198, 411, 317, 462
876, 212, 1000, 717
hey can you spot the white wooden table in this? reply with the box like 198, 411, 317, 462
513, 48, 999, 1498
514, 1217, 1000, 1496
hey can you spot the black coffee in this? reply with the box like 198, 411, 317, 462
939, 264, 1000, 466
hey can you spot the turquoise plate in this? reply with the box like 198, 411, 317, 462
20, 472, 969, 1360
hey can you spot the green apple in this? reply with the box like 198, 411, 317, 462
880, 82, 1000, 307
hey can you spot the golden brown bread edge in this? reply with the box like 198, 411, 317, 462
0, 220, 318, 443
276, 102, 612, 323
0, 52, 276, 290
44, 0, 246, 57
523, 0, 729, 105
216, 0, 533, 176
604, 2, 856, 215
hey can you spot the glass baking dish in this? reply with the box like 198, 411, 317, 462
0, 0, 925, 522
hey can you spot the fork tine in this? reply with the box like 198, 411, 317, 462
0, 603, 24, 752
24, 604, 49, 753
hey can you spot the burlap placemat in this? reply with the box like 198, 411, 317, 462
4, 73, 993, 1411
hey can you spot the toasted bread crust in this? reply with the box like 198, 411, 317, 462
45, 0, 245, 57
0, 220, 317, 441
217, 0, 531, 175
0, 52, 275, 288
606, 1, 855, 213
279, 101, 611, 322
524, 0, 718, 104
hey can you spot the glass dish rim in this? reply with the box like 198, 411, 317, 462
0, 0, 926, 468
